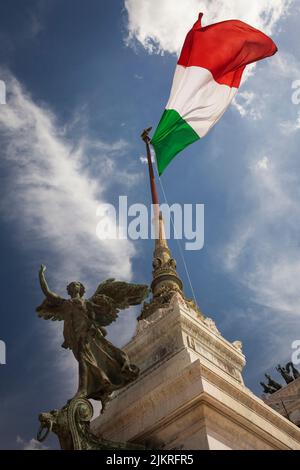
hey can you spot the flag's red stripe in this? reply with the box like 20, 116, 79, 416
178, 13, 278, 88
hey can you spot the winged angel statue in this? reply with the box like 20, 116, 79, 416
37, 265, 149, 411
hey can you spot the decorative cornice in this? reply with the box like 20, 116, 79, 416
93, 359, 300, 449
179, 313, 245, 369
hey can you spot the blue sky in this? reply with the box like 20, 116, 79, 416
0, 0, 300, 449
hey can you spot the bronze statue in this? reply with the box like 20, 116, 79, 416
265, 373, 282, 391
286, 362, 300, 380
276, 364, 294, 384
37, 265, 149, 411
260, 381, 276, 394
37, 398, 145, 450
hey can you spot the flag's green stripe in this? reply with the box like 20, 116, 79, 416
151, 109, 200, 175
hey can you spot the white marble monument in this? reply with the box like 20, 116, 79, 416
92, 216, 300, 450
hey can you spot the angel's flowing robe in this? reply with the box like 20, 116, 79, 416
37, 296, 139, 400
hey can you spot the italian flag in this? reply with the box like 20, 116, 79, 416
151, 13, 277, 175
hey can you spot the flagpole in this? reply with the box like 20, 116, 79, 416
141, 127, 159, 207
141, 127, 160, 238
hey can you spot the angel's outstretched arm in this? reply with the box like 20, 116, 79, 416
39, 265, 62, 302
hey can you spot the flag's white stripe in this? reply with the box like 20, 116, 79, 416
166, 65, 238, 138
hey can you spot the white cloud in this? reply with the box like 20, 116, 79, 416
254, 156, 270, 170
17, 436, 49, 450
0, 71, 136, 288
272, 52, 300, 79
125, 0, 292, 55
280, 113, 300, 134
0, 71, 141, 400
139, 154, 154, 164
233, 91, 264, 120
139, 156, 148, 164
224, 225, 254, 272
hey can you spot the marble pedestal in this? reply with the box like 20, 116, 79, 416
92, 294, 300, 450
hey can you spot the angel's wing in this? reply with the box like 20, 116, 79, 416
36, 296, 68, 321
92, 279, 149, 310
86, 293, 119, 327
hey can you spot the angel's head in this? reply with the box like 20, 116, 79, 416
67, 281, 85, 299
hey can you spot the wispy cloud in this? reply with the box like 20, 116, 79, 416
0, 70, 142, 403
221, 50, 300, 317
223, 154, 300, 315
0, 70, 137, 289
233, 91, 264, 120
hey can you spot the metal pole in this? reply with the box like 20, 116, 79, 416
141, 127, 159, 207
